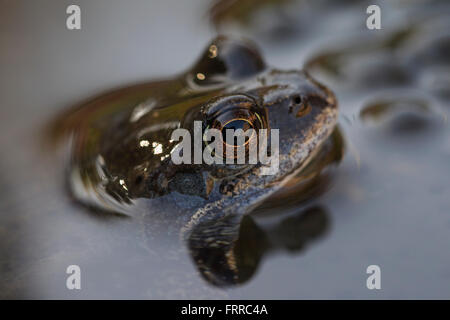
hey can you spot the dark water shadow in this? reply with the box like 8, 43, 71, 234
187, 205, 330, 287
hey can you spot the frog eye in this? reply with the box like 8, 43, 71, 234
221, 118, 256, 148
202, 94, 267, 159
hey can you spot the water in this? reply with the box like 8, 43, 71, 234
0, 0, 449, 298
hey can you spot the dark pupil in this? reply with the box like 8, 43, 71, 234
221, 119, 253, 146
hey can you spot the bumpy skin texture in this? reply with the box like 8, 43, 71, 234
53, 36, 339, 286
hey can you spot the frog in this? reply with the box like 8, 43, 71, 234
51, 35, 340, 286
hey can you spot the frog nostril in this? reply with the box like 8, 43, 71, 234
293, 95, 302, 105
289, 95, 303, 114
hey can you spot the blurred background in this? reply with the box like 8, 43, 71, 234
0, 0, 450, 298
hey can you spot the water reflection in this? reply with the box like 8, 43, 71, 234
187, 205, 329, 286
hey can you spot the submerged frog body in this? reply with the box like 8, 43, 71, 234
52, 35, 339, 285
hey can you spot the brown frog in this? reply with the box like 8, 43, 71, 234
51, 35, 339, 286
